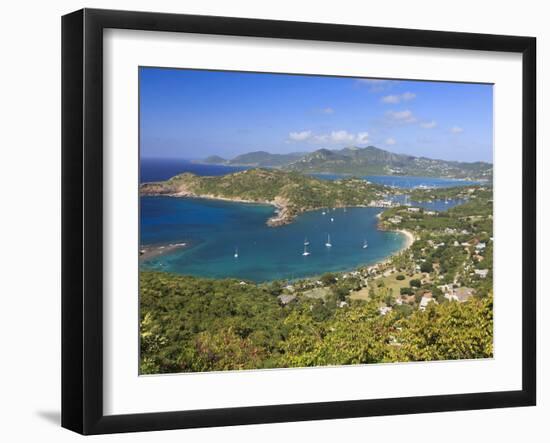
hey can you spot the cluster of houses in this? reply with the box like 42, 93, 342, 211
387, 215, 403, 225
437, 283, 476, 303
276, 204, 490, 313
369, 199, 395, 208
411, 285, 476, 312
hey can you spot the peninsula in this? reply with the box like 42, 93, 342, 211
140, 168, 395, 226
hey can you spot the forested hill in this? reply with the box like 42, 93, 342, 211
140, 168, 390, 225
199, 146, 492, 180
200, 151, 305, 168
286, 146, 492, 180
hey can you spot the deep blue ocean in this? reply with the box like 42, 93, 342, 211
141, 158, 249, 182
139, 158, 468, 282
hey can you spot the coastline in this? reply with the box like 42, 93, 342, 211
375, 211, 415, 255
395, 229, 415, 252
140, 242, 189, 262
143, 188, 292, 227
139, 201, 416, 283
141, 190, 399, 228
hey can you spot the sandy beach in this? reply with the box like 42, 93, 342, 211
396, 229, 415, 251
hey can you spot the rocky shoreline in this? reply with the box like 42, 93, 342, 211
141, 185, 297, 227
140, 242, 189, 261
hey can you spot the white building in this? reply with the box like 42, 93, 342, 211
476, 242, 487, 251
474, 269, 489, 278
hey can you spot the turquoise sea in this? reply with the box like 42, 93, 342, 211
141, 197, 406, 282
139, 159, 469, 282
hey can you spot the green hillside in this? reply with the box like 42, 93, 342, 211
285, 146, 492, 180
140, 168, 391, 224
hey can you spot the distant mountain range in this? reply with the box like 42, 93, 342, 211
201, 151, 306, 168
198, 146, 492, 180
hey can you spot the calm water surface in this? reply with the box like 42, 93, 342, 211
141, 197, 405, 282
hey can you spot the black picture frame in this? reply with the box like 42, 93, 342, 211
61, 8, 536, 435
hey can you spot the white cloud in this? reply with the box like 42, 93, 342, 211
420, 120, 437, 129
386, 109, 417, 123
381, 95, 400, 104
450, 126, 464, 134
290, 129, 369, 145
326, 130, 355, 144
288, 130, 312, 141
356, 132, 370, 144
320, 107, 335, 114
381, 92, 416, 104
385, 137, 396, 145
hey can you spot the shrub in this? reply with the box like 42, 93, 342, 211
420, 261, 433, 273
320, 273, 337, 286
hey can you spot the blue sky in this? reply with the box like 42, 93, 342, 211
140, 67, 493, 163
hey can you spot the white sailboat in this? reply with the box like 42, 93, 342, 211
363, 239, 368, 249
330, 217, 334, 222
325, 234, 332, 248
302, 244, 310, 256
234, 248, 239, 258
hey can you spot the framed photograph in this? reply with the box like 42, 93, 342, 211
62, 8, 536, 435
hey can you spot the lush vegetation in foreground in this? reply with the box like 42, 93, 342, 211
140, 271, 493, 374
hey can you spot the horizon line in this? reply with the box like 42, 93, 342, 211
140, 144, 494, 165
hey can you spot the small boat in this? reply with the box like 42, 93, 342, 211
362, 239, 368, 249
234, 248, 239, 258
330, 217, 334, 222
322, 211, 326, 215
302, 244, 310, 256
304, 237, 310, 246
325, 234, 332, 248
444, 197, 449, 205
